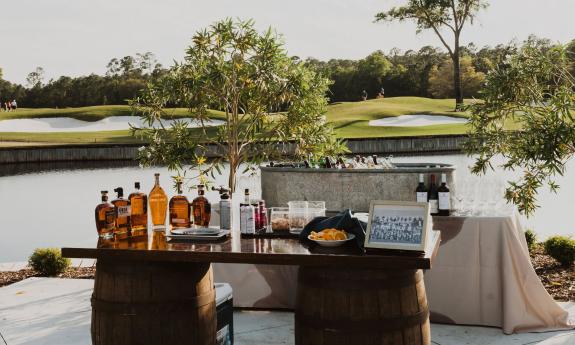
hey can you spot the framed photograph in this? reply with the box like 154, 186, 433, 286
364, 200, 430, 252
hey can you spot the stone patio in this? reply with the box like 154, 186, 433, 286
0, 278, 573, 345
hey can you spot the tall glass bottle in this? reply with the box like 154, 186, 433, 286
438, 173, 451, 216
192, 185, 211, 227
149, 173, 168, 230
129, 182, 148, 236
428, 174, 439, 216
415, 173, 428, 203
95, 191, 115, 239
169, 180, 191, 229
111, 187, 131, 239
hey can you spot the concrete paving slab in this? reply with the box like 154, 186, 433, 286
0, 278, 92, 345
1, 278, 574, 345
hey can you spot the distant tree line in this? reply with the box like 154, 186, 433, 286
0, 52, 168, 107
0, 37, 573, 108
306, 36, 575, 102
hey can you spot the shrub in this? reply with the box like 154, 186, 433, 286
28, 248, 71, 276
524, 229, 537, 252
544, 236, 575, 267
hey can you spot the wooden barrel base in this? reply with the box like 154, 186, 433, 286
91, 260, 216, 345
295, 267, 430, 345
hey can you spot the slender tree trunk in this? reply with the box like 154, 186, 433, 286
228, 161, 237, 194
452, 35, 464, 111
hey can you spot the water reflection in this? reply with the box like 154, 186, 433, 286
1, 155, 574, 262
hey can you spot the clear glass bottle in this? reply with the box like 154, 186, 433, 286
191, 185, 211, 226
129, 182, 148, 236
240, 189, 255, 234
111, 187, 131, 239
169, 180, 191, 229
149, 173, 168, 230
95, 191, 115, 239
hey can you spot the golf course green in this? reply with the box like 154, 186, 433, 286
0, 97, 475, 145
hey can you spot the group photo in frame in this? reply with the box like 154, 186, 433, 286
364, 200, 430, 252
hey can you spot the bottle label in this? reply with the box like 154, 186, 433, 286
416, 192, 428, 203
429, 200, 439, 214
240, 206, 255, 234
117, 206, 131, 217
439, 192, 451, 210
220, 202, 231, 230
104, 209, 115, 229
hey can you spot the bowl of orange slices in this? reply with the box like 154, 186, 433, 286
308, 228, 355, 247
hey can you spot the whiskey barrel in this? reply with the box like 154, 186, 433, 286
91, 260, 216, 345
295, 267, 430, 345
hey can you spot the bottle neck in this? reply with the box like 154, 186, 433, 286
154, 175, 160, 186
244, 194, 250, 204
101, 196, 107, 202
419, 174, 424, 183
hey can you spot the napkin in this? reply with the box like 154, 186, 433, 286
299, 209, 367, 249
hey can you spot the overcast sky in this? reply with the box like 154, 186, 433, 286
1, 0, 573, 84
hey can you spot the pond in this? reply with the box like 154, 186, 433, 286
0, 154, 573, 262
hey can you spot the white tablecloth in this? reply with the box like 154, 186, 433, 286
213, 213, 575, 334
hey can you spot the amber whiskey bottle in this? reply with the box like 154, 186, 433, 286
95, 191, 115, 239
191, 185, 211, 226
169, 180, 191, 229
149, 173, 168, 230
129, 182, 148, 236
111, 187, 131, 239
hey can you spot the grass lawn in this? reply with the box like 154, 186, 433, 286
0, 97, 476, 144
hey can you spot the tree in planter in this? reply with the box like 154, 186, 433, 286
375, 0, 488, 110
465, 41, 575, 216
131, 19, 346, 193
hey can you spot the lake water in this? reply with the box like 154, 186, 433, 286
1, 154, 573, 262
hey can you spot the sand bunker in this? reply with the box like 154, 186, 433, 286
0, 116, 224, 133
369, 114, 468, 127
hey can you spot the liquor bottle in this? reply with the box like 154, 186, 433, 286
428, 174, 439, 216
129, 182, 148, 236
95, 191, 115, 239
213, 187, 231, 230
258, 200, 268, 232
169, 180, 191, 229
415, 174, 428, 203
438, 173, 451, 216
239, 189, 256, 234
149, 173, 168, 230
191, 185, 211, 226
111, 187, 131, 239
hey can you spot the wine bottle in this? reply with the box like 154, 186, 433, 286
438, 173, 451, 216
415, 173, 428, 203
428, 174, 439, 216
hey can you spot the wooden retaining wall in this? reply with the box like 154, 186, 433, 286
0, 135, 467, 164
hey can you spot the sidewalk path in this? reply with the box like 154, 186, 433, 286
1, 278, 574, 345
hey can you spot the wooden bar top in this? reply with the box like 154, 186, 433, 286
62, 230, 440, 269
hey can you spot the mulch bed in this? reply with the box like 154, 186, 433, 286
0, 266, 95, 288
1, 251, 573, 302
530, 244, 575, 302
